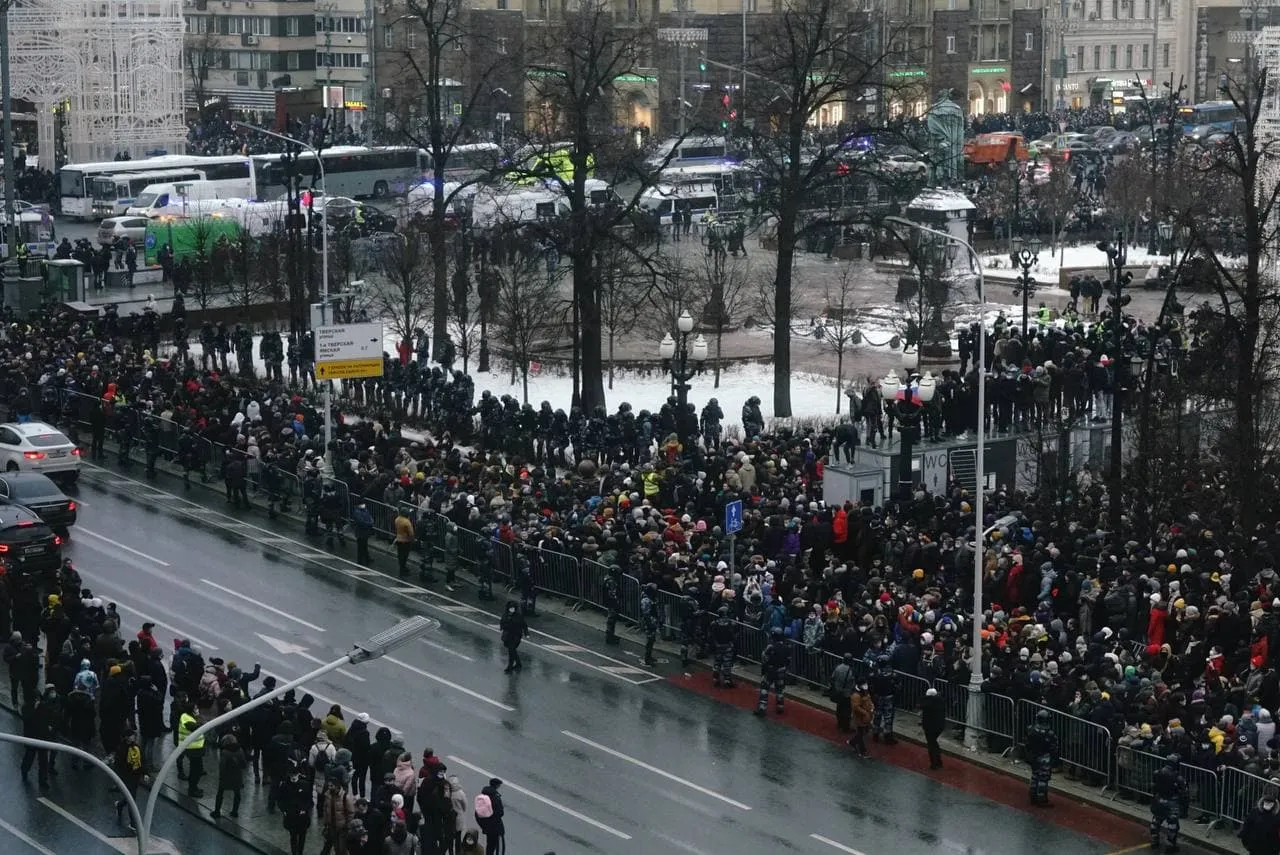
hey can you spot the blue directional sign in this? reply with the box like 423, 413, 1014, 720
725, 499, 743, 535
144, 232, 157, 251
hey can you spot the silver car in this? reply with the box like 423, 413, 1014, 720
97, 216, 149, 247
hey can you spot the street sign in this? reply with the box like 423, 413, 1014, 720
496, 112, 511, 121
921, 449, 948, 496
725, 499, 743, 535
315, 322, 385, 380
658, 27, 708, 43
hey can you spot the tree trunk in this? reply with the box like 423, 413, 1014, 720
714, 330, 722, 388
772, 219, 796, 418
430, 191, 449, 363
607, 330, 614, 390
835, 348, 843, 414
575, 251, 605, 413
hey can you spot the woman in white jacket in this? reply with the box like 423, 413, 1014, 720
448, 774, 468, 852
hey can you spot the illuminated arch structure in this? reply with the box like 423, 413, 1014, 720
10, 0, 186, 163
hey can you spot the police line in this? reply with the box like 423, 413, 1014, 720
48, 388, 1280, 830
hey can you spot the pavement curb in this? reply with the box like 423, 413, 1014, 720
84, 450, 1244, 855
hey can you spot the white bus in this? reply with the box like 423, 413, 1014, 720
59, 154, 256, 220
90, 168, 204, 218
645, 135, 730, 169
252, 146, 428, 200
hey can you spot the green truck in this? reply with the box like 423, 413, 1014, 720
143, 216, 242, 266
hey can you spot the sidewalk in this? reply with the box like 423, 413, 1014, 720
84, 443, 1248, 855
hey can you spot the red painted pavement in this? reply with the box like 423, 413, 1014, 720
669, 670, 1150, 850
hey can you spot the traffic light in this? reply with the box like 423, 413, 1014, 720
699, 59, 707, 72
721, 93, 730, 108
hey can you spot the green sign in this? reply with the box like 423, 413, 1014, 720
614, 73, 658, 84
972, 66, 1008, 75
888, 69, 928, 78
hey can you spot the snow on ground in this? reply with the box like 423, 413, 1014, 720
979, 243, 1167, 281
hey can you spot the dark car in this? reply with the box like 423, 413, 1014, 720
0, 472, 77, 535
0, 505, 61, 575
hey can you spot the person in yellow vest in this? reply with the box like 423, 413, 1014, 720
177, 702, 207, 798
14, 241, 28, 276
1036, 303, 1053, 327
641, 469, 660, 501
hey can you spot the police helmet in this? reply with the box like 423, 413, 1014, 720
1035, 709, 1052, 726
609, 564, 622, 576
717, 605, 730, 618
770, 627, 784, 639
876, 655, 890, 669
644, 582, 658, 595
1165, 753, 1181, 769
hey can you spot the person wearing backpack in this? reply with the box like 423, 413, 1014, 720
474, 778, 505, 855
319, 779, 355, 855
308, 729, 337, 812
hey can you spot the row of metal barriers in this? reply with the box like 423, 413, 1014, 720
52, 387, 1275, 833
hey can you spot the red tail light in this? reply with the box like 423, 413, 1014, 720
22, 451, 44, 460
16, 521, 33, 527
53, 535, 62, 546
67, 501, 76, 512
0, 544, 11, 553
71, 448, 82, 457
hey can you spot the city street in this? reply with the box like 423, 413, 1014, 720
0, 710, 261, 855
57, 460, 1205, 855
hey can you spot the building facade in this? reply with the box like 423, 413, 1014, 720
184, 0, 318, 115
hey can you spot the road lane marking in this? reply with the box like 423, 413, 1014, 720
382, 656, 515, 712
39, 797, 179, 854
77, 527, 170, 566
0, 816, 56, 855
445, 755, 632, 840
421, 638, 474, 662
201, 579, 327, 633
810, 834, 868, 855
81, 466, 661, 684
254, 633, 366, 681
543, 643, 583, 653
561, 730, 752, 811
388, 586, 426, 595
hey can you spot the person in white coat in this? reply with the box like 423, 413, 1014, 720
448, 774, 469, 852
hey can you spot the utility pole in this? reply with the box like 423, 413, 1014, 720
1057, 0, 1068, 110
1, 0, 18, 255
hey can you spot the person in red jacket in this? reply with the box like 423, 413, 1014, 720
1147, 594, 1169, 648
832, 507, 848, 558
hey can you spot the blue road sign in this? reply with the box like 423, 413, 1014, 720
144, 232, 157, 250
725, 499, 743, 535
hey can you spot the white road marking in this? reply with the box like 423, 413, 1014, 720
810, 834, 869, 855
76, 527, 170, 566
0, 816, 56, 855
201, 579, 327, 633
388, 586, 425, 595
421, 637, 474, 662
260, 669, 390, 731
254, 633, 366, 681
102, 595, 220, 650
81, 465, 661, 684
445, 755, 632, 840
382, 655, 514, 711
543, 643, 584, 653
562, 730, 752, 811
39, 797, 179, 854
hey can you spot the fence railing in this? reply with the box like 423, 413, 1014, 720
57, 390, 1280, 834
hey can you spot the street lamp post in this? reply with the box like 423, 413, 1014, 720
233, 122, 333, 473
885, 216, 988, 751
1010, 235, 1041, 339
1099, 231, 1132, 543
658, 309, 708, 444
1005, 139, 1022, 244
1157, 221, 1173, 264
884, 370, 936, 497
142, 616, 436, 851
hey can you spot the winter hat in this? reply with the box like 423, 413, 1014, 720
357, 713, 370, 723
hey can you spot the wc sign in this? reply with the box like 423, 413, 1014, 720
921, 449, 949, 495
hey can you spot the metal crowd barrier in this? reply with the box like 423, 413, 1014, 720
1113, 745, 1224, 826
932, 680, 1017, 749
1220, 766, 1280, 827
1014, 700, 1113, 784
534, 549, 583, 607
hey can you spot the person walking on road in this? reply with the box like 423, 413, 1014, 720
20, 685, 58, 789
211, 732, 248, 819
499, 602, 527, 673
920, 687, 946, 770
112, 729, 145, 830
848, 683, 873, 758
280, 763, 314, 855
394, 507, 416, 579
828, 653, 858, 732
1025, 709, 1058, 806
346, 713, 372, 798
351, 502, 374, 566
475, 777, 506, 855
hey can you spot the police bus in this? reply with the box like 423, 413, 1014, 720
58, 154, 256, 220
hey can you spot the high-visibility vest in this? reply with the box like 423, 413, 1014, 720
178, 712, 205, 750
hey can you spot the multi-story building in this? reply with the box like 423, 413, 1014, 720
184, 0, 318, 115
1189, 0, 1278, 104
881, 0, 1046, 119
1045, 0, 1183, 112
315, 0, 374, 128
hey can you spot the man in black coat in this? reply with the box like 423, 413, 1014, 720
921, 686, 947, 770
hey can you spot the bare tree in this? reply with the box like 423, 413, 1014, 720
370, 231, 433, 344
492, 250, 570, 403
184, 27, 220, 120
694, 251, 753, 388
817, 266, 861, 414
1106, 154, 1151, 246
597, 243, 646, 390
1033, 166, 1077, 254
449, 251, 481, 375
641, 256, 711, 345
742, 0, 900, 416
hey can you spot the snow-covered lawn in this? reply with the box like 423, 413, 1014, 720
979, 243, 1168, 281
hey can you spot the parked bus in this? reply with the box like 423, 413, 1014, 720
252, 146, 427, 200
1179, 101, 1241, 135
58, 155, 255, 220
424, 142, 503, 184
90, 168, 204, 218
645, 135, 730, 169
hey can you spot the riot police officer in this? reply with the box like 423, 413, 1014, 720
602, 566, 622, 645
320, 483, 345, 546
1025, 709, 1058, 806
143, 417, 161, 477
1150, 753, 1187, 851
639, 583, 661, 666
709, 606, 736, 688
869, 656, 897, 744
756, 627, 788, 715
678, 590, 702, 667
302, 468, 322, 535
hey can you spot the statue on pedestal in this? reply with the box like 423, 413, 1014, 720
926, 90, 965, 186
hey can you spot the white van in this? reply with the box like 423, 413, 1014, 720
470, 185, 565, 229
126, 180, 232, 218
637, 181, 721, 226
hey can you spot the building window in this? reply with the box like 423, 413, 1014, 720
1075, 45, 1084, 69
1162, 43, 1170, 68
1109, 44, 1117, 68
383, 26, 393, 48
497, 0, 507, 8
946, 34, 955, 54
1142, 43, 1149, 69
286, 16, 299, 36
407, 31, 417, 49
1125, 44, 1132, 68
287, 51, 300, 70
1024, 31, 1033, 52
1110, 0, 1117, 18
236, 70, 249, 86
1143, 0, 1151, 17
1093, 45, 1101, 69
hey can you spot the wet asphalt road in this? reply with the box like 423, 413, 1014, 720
43, 460, 1172, 855
0, 710, 261, 855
